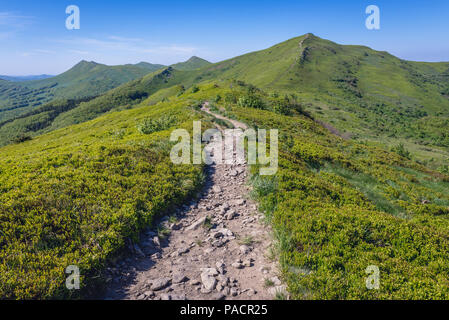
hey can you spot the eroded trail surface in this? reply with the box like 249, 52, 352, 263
102, 108, 285, 300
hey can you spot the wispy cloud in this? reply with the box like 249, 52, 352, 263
35, 49, 55, 54
0, 11, 33, 27
140, 45, 198, 55
0, 11, 33, 40
20, 49, 55, 57
68, 49, 89, 55
54, 36, 150, 51
107, 35, 144, 42
52, 35, 200, 60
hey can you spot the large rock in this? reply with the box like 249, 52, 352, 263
172, 273, 189, 284
236, 199, 246, 205
201, 273, 217, 291
217, 228, 233, 237
186, 216, 207, 231
224, 210, 237, 220
150, 277, 171, 291
200, 267, 219, 276
239, 245, 251, 255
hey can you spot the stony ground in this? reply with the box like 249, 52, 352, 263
101, 108, 286, 300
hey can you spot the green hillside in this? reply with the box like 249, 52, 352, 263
0, 61, 165, 122
2, 35, 448, 148
0, 85, 214, 299
0, 57, 213, 146
171, 56, 211, 70
1, 80, 449, 299
135, 34, 449, 169
133, 61, 166, 71
141, 35, 449, 171
0, 67, 199, 146
209, 81, 449, 299
1, 34, 449, 299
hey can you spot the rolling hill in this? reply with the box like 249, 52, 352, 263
1, 80, 448, 299
3, 34, 449, 172
0, 60, 166, 122
0, 55, 212, 127
1, 33, 449, 299
170, 56, 211, 71
17, 35, 448, 172
0, 75, 54, 82
177, 34, 449, 153
54, 33, 447, 170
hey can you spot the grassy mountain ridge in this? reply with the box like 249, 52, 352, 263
171, 56, 211, 71
132, 61, 166, 71
1, 35, 448, 164
0, 60, 165, 122
216, 81, 449, 298
0, 86, 212, 298
0, 75, 54, 82
0, 56, 213, 145
0, 66, 204, 145
1, 80, 449, 299
141, 34, 449, 169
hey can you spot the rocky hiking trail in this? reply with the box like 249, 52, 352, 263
101, 106, 286, 300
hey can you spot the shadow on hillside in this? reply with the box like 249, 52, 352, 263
95, 164, 216, 300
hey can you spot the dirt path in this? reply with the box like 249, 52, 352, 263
101, 107, 285, 300
201, 105, 248, 130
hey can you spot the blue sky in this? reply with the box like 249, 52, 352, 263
1, 0, 449, 75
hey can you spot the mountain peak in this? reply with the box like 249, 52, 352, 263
187, 56, 204, 61
171, 56, 211, 71
67, 60, 103, 74
134, 61, 166, 72
73, 60, 101, 68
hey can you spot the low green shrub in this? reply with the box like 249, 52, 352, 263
391, 143, 412, 160
137, 115, 177, 135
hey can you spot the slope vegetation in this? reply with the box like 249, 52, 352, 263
171, 56, 211, 71
1, 81, 449, 299
0, 85, 215, 299
0, 61, 165, 122
219, 82, 449, 299
4, 34, 448, 156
